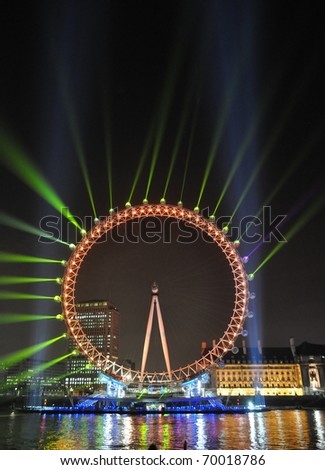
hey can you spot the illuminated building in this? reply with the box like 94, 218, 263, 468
2, 358, 66, 396
202, 341, 304, 396
65, 300, 120, 392
293, 341, 325, 394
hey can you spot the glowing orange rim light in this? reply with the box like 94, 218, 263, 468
62, 204, 249, 384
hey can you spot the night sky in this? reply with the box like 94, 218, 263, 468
0, 1, 324, 373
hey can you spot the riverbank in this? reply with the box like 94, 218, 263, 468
3, 395, 261, 415
225, 394, 325, 410
2, 393, 325, 414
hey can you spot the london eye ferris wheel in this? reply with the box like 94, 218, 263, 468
61, 202, 251, 385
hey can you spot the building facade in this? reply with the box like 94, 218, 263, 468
1, 358, 66, 397
202, 342, 304, 396
65, 300, 120, 393
294, 341, 325, 395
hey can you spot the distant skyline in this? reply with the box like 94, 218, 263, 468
1, 1, 324, 373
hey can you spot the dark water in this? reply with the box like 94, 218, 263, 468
0, 409, 324, 450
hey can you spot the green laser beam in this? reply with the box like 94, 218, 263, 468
128, 125, 155, 204
144, 111, 169, 201
0, 130, 81, 229
0, 252, 62, 264
163, 86, 194, 199
105, 133, 113, 210
229, 155, 266, 225
240, 125, 325, 241
32, 352, 74, 374
0, 212, 69, 245
0, 313, 56, 324
102, 99, 114, 210
68, 114, 97, 218
229, 97, 295, 225
137, 389, 146, 400
145, 15, 192, 200
0, 291, 56, 300
0, 276, 57, 285
212, 34, 301, 217
212, 96, 271, 216
190, 12, 247, 204
264, 129, 324, 212
253, 193, 325, 275
145, 120, 165, 200
229, 51, 318, 224
179, 98, 200, 202
0, 334, 66, 369
47, 366, 88, 383
0, 352, 74, 392
196, 67, 241, 207
59, 73, 97, 218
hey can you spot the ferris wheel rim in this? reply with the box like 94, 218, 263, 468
61, 203, 249, 384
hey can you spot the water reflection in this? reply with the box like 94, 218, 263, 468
248, 410, 266, 449
293, 410, 310, 449
0, 410, 324, 450
313, 410, 325, 449
194, 414, 206, 449
102, 414, 114, 448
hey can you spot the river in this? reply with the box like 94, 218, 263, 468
0, 409, 324, 450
